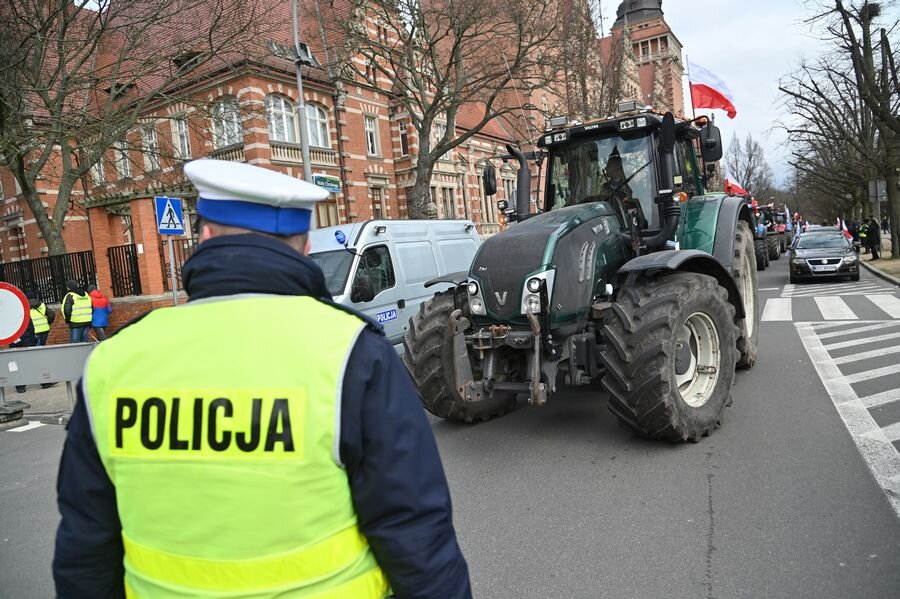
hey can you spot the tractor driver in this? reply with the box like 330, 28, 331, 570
596, 147, 648, 229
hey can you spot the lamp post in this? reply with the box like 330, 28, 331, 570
292, 0, 314, 185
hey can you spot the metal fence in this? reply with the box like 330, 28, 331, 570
107, 244, 142, 297
0, 251, 96, 303
160, 238, 196, 291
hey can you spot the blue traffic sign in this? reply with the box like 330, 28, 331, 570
155, 196, 185, 235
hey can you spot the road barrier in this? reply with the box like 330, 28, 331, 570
0, 343, 95, 424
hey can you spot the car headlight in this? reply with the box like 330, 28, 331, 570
843, 255, 858, 263
526, 277, 542, 293
467, 281, 479, 296
524, 294, 542, 314
470, 297, 486, 315
792, 258, 805, 265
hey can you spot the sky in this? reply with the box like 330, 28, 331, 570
597, 0, 837, 187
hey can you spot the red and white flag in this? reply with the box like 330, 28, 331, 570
723, 163, 748, 195
689, 61, 738, 119
839, 218, 852, 240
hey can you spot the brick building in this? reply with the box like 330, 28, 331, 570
0, 0, 545, 337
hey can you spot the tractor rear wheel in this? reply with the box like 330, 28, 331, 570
600, 273, 738, 442
767, 235, 780, 260
734, 221, 760, 369
754, 238, 768, 270
402, 289, 516, 423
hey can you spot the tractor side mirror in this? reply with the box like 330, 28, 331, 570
658, 112, 676, 192
482, 164, 497, 196
700, 122, 723, 162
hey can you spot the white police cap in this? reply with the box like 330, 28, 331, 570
184, 159, 329, 235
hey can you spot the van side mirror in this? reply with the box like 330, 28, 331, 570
482, 164, 497, 196
351, 274, 376, 303
700, 122, 723, 162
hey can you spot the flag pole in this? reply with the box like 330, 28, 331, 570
686, 55, 697, 119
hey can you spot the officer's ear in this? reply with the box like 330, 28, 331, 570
200, 224, 215, 242
304, 236, 311, 256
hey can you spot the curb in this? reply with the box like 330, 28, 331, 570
861, 260, 900, 286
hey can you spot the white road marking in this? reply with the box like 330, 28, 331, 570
811, 321, 867, 331
874, 422, 900, 443
818, 322, 900, 339
832, 344, 900, 365
783, 283, 890, 298
845, 364, 900, 385
759, 287, 780, 291
761, 298, 792, 321
7, 420, 45, 433
824, 330, 900, 350
866, 294, 900, 319
814, 296, 858, 320
859, 389, 900, 409
796, 323, 900, 518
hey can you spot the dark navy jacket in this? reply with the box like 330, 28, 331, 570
53, 234, 472, 598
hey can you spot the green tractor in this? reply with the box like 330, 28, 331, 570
403, 106, 760, 442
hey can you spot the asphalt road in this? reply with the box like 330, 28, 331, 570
2, 258, 900, 598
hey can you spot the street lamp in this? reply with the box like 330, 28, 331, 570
292, 0, 314, 184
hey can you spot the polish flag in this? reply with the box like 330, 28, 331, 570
722, 163, 748, 196
840, 219, 852, 240
689, 61, 738, 119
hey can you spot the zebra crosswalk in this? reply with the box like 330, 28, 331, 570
781, 281, 890, 298
762, 293, 900, 321
797, 320, 900, 518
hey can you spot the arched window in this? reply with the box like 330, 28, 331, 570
266, 95, 297, 143
305, 104, 330, 148
212, 96, 242, 148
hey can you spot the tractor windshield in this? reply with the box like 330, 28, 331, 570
547, 133, 655, 224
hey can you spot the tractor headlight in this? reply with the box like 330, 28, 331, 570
470, 297, 486, 315
520, 269, 556, 315
467, 281, 479, 296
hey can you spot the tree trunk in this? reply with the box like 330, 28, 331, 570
409, 157, 437, 220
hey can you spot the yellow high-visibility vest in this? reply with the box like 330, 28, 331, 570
65, 292, 92, 324
84, 295, 389, 599
30, 303, 49, 333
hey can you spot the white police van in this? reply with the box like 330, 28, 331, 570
309, 220, 481, 350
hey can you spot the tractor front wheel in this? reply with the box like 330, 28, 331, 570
402, 289, 516, 423
734, 221, 760, 369
600, 273, 738, 442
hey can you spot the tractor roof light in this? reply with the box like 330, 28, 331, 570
548, 115, 568, 128
617, 100, 638, 113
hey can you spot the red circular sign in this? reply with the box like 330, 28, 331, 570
0, 283, 31, 346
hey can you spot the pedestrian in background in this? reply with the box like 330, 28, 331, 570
10, 312, 38, 393
86, 285, 112, 341
54, 160, 471, 599
869, 219, 881, 260
28, 291, 54, 346
882, 216, 889, 235
859, 219, 869, 253
62, 280, 92, 343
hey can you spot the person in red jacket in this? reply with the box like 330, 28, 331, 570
86, 285, 112, 341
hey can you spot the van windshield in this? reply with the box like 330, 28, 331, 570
308, 250, 354, 296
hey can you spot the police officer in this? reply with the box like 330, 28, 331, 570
859, 219, 869, 254
28, 292, 53, 346
54, 160, 472, 598
62, 279, 92, 342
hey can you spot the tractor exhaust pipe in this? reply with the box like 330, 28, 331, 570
642, 150, 679, 250
507, 144, 532, 218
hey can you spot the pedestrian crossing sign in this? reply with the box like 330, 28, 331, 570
155, 196, 185, 235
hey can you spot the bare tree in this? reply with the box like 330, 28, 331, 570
336, 0, 563, 218
0, 0, 265, 255
725, 133, 776, 199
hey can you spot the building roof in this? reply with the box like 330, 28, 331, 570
612, 0, 664, 28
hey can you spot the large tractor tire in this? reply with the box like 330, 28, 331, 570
779, 233, 787, 254
734, 221, 760, 369
402, 289, 516, 423
766, 234, 780, 260
754, 238, 768, 271
600, 272, 738, 442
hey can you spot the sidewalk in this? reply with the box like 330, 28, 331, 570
1, 383, 75, 430
861, 237, 900, 285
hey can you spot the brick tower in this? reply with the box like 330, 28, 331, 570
611, 0, 685, 116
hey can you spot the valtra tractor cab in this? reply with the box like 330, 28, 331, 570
403, 104, 760, 442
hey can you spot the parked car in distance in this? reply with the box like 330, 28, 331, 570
309, 220, 482, 351
789, 231, 859, 283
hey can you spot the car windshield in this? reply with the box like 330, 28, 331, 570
308, 249, 354, 296
547, 133, 655, 221
796, 234, 850, 249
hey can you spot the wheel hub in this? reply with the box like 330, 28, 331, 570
674, 312, 722, 408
